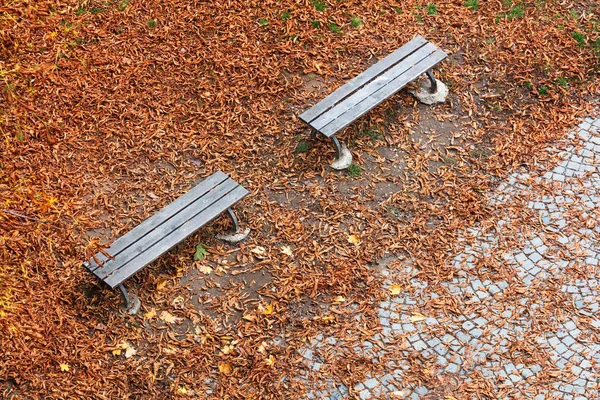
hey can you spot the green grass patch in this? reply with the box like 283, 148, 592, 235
311, 20, 321, 28
313, 0, 327, 12
350, 17, 362, 28
572, 31, 586, 47
538, 86, 549, 95
281, 11, 291, 20
147, 19, 158, 28
258, 18, 268, 26
117, 0, 129, 11
328, 22, 341, 33
440, 154, 458, 165
469, 146, 492, 159
426, 3, 438, 15
507, 3, 524, 20
523, 81, 533, 88
295, 141, 311, 153
347, 163, 362, 178
497, 1, 524, 22
76, 6, 103, 15
556, 77, 568, 87
361, 127, 382, 140
465, 0, 479, 11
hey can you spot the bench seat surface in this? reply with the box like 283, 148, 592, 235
85, 171, 248, 288
299, 35, 447, 137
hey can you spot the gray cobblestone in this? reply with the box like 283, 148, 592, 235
300, 117, 600, 400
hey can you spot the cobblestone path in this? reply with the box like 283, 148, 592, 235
297, 116, 600, 399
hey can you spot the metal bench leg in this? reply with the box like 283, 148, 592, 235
330, 135, 343, 160
226, 207, 239, 232
117, 284, 140, 314
118, 284, 132, 309
425, 70, 438, 94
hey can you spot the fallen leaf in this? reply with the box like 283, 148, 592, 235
172, 296, 185, 309
160, 311, 183, 324
163, 346, 177, 355
221, 344, 234, 355
410, 312, 427, 322
333, 295, 346, 303
251, 246, 267, 259
242, 314, 257, 322
265, 354, 275, 366
117, 341, 137, 358
263, 304, 273, 315
177, 386, 189, 395
156, 281, 168, 291
59, 363, 69, 372
194, 243, 209, 261
112, 349, 121, 356
389, 284, 402, 295
144, 308, 157, 320
280, 245, 293, 256
198, 264, 213, 274
257, 341, 267, 354
347, 234, 360, 244
218, 361, 232, 375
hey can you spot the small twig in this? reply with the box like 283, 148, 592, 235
1, 209, 65, 230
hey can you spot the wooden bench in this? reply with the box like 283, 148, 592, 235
83, 171, 249, 313
299, 35, 448, 168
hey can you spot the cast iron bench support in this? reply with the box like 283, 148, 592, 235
83, 171, 248, 313
299, 35, 447, 168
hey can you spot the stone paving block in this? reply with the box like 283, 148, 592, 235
446, 363, 460, 374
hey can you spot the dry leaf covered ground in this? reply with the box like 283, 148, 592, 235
1, 0, 600, 399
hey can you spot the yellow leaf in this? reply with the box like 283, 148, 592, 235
221, 344, 234, 355
198, 264, 213, 274
265, 354, 275, 366
59, 363, 69, 372
263, 304, 273, 315
156, 280, 167, 290
218, 362, 232, 375
280, 245, 293, 256
123, 342, 137, 358
163, 346, 177, 355
257, 341, 267, 354
410, 312, 427, 322
144, 308, 157, 320
347, 234, 360, 244
321, 315, 335, 323
112, 349, 122, 356
177, 386, 189, 395
333, 295, 345, 303
160, 311, 183, 324
389, 284, 402, 295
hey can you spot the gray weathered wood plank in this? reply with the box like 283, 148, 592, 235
311, 44, 441, 132
319, 50, 447, 136
88, 171, 228, 272
299, 35, 428, 124
103, 186, 248, 288
92, 178, 241, 280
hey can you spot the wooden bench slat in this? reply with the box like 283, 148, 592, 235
311, 43, 442, 133
92, 178, 241, 280
320, 49, 448, 137
299, 35, 428, 125
88, 171, 229, 272
103, 185, 249, 288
